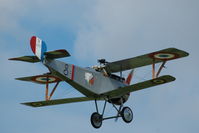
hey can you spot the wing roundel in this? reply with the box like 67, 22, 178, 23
16, 74, 62, 84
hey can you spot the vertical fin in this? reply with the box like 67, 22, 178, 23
30, 36, 47, 61
125, 69, 134, 85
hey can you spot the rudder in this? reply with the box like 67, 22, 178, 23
30, 36, 47, 60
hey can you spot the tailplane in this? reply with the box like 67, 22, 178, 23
9, 36, 70, 63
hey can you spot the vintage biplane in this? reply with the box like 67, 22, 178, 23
9, 36, 189, 128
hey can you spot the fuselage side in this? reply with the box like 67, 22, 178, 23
44, 59, 127, 98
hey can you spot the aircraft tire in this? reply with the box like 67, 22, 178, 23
90, 112, 102, 129
121, 107, 133, 123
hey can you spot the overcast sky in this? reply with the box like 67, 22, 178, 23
0, 0, 199, 133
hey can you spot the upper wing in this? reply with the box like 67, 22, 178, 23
9, 56, 40, 63
103, 75, 176, 98
45, 49, 70, 59
22, 97, 102, 107
104, 48, 189, 73
16, 74, 62, 84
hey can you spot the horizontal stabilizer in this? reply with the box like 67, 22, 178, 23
9, 49, 70, 63
45, 49, 70, 59
22, 97, 101, 107
9, 56, 40, 63
16, 74, 62, 84
104, 75, 176, 98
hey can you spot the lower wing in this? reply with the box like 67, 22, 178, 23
22, 97, 102, 107
22, 75, 175, 107
103, 75, 176, 98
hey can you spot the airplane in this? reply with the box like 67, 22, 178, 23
9, 36, 189, 128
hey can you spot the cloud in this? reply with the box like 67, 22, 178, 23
74, 0, 199, 63
0, 0, 199, 133
0, 0, 95, 81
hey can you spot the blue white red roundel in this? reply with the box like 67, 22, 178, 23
32, 76, 61, 84
150, 52, 178, 60
152, 79, 166, 84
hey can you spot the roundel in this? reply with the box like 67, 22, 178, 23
32, 102, 43, 107
150, 52, 178, 60
32, 76, 60, 84
151, 79, 166, 84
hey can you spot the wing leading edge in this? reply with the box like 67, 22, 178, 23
104, 48, 189, 73
103, 75, 176, 98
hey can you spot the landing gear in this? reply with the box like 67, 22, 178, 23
90, 112, 103, 128
90, 99, 133, 129
121, 107, 133, 123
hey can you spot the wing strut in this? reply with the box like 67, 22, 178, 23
45, 77, 60, 101
45, 76, 49, 100
152, 60, 166, 79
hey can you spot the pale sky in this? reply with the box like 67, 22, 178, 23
0, 0, 198, 133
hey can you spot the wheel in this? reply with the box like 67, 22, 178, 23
121, 106, 133, 123
90, 112, 103, 129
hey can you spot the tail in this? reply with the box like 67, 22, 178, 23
30, 36, 47, 61
9, 36, 70, 63
125, 69, 134, 85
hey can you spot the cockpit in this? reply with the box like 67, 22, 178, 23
109, 74, 125, 82
92, 65, 125, 82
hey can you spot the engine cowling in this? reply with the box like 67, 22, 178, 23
108, 93, 130, 105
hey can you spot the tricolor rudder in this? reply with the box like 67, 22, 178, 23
30, 36, 47, 60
